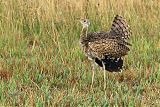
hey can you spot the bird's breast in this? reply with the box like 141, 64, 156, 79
80, 43, 95, 60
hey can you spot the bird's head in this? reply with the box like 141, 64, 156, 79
80, 19, 90, 28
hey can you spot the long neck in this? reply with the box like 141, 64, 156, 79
80, 26, 88, 45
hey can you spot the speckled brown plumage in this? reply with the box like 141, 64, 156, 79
80, 15, 131, 71
79, 15, 131, 89
88, 38, 130, 59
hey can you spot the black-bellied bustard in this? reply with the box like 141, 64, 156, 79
79, 15, 131, 90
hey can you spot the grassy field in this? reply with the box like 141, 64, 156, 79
0, 0, 160, 106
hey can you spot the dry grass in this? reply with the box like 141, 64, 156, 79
0, 0, 160, 106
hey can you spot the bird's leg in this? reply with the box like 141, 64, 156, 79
102, 62, 106, 96
91, 61, 95, 89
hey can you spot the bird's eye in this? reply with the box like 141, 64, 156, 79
84, 20, 86, 22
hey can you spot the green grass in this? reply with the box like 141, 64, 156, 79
0, 0, 160, 106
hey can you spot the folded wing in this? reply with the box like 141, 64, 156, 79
88, 38, 130, 59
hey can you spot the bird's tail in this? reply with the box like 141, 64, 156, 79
109, 15, 131, 40
95, 56, 123, 72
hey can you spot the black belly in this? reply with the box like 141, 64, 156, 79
95, 56, 123, 72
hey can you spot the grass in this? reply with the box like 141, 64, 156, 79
0, 0, 160, 106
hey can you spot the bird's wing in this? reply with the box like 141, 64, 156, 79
87, 31, 106, 42
109, 15, 131, 39
87, 31, 132, 46
88, 38, 130, 59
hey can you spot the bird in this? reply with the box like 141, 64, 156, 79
79, 15, 131, 89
